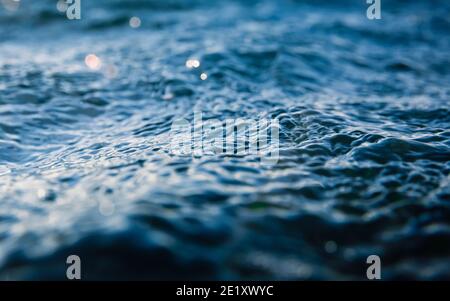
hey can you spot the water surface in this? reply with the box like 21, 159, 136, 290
0, 0, 449, 280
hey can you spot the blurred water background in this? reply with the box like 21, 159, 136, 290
0, 0, 449, 280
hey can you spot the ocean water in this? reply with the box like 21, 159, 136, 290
0, 0, 449, 280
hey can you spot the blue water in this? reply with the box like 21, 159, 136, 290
0, 0, 449, 280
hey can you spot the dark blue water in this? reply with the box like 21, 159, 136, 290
0, 0, 449, 280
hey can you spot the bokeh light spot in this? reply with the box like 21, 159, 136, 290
85, 54, 102, 70
129, 16, 141, 28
